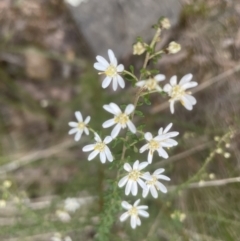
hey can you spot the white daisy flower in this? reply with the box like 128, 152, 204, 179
82, 133, 113, 163
102, 103, 136, 139
139, 123, 179, 163
118, 160, 151, 196
120, 199, 149, 229
68, 111, 90, 141
64, 198, 80, 213
135, 74, 166, 91
143, 168, 170, 198
163, 74, 198, 114
93, 49, 125, 91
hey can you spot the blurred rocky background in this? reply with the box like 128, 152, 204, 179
0, 0, 240, 240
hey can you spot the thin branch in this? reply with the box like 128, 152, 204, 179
0, 140, 77, 175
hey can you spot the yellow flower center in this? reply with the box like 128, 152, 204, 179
78, 122, 85, 130
148, 140, 160, 154
145, 78, 157, 91
114, 113, 129, 125
105, 65, 117, 77
128, 170, 141, 181
170, 85, 185, 100
94, 142, 106, 152
128, 207, 138, 216
146, 176, 157, 186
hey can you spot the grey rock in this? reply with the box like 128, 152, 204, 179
67, 0, 182, 58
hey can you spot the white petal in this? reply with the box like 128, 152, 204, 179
68, 122, 78, 127
88, 150, 99, 160
111, 124, 122, 139
179, 73, 193, 85
157, 175, 170, 181
158, 147, 169, 159
125, 180, 132, 195
103, 104, 115, 115
131, 181, 138, 196
144, 132, 153, 141
163, 123, 172, 133
153, 168, 165, 175
158, 127, 163, 135
102, 118, 115, 128
112, 76, 118, 91
104, 136, 112, 144
117, 75, 125, 88
124, 163, 132, 172
148, 151, 153, 164
109, 103, 122, 115
104, 146, 113, 162
170, 100, 175, 114
117, 64, 124, 72
137, 205, 148, 210
121, 201, 132, 210
100, 152, 106, 163
156, 181, 167, 193
84, 116, 91, 124
142, 186, 149, 198
120, 212, 129, 222
154, 74, 166, 82
102, 76, 112, 88
139, 144, 148, 153
161, 139, 178, 147
96, 55, 109, 67
127, 121, 136, 134
136, 80, 146, 87
163, 83, 172, 93
68, 128, 78, 135
142, 172, 152, 180
137, 217, 141, 226
94, 133, 102, 142
138, 210, 149, 217
93, 62, 106, 71
185, 94, 197, 105
138, 162, 148, 171
181, 96, 193, 110
118, 176, 128, 187
131, 216, 137, 229
133, 199, 141, 206
170, 75, 177, 86
82, 144, 95, 152
133, 160, 139, 170
150, 186, 158, 198
124, 104, 135, 115
74, 131, 82, 141
108, 49, 117, 66
182, 81, 198, 90
137, 179, 147, 189
75, 111, 83, 122
84, 127, 89, 135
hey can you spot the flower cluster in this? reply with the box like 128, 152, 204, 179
68, 39, 198, 230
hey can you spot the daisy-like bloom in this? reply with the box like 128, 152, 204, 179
163, 74, 198, 114
102, 103, 136, 139
120, 199, 149, 229
136, 74, 166, 91
143, 168, 170, 198
118, 160, 151, 196
64, 198, 80, 213
68, 111, 90, 141
82, 133, 113, 163
139, 123, 179, 163
93, 49, 125, 91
